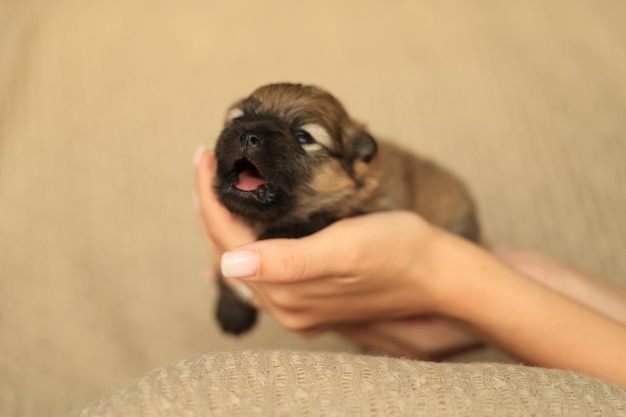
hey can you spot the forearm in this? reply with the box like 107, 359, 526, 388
429, 234, 626, 387
492, 247, 626, 326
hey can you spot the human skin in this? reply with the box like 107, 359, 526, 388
194, 149, 626, 387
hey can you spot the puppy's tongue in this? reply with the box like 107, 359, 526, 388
236, 166, 269, 191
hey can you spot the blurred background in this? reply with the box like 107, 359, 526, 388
1, 0, 625, 415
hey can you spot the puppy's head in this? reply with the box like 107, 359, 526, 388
214, 83, 379, 227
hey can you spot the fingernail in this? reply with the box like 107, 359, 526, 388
193, 145, 207, 168
221, 250, 259, 278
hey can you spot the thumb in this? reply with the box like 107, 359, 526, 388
221, 235, 352, 283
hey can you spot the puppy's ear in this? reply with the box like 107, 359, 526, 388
225, 106, 244, 123
349, 131, 378, 163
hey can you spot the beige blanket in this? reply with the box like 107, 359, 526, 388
1, 1, 625, 415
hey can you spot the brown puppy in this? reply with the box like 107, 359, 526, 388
213, 83, 479, 335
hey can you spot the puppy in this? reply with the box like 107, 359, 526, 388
213, 83, 479, 335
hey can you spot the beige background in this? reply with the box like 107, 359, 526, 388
1, 1, 625, 415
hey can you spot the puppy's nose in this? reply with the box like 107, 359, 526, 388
241, 132, 263, 149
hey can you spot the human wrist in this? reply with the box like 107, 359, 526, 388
402, 226, 472, 317
417, 231, 508, 321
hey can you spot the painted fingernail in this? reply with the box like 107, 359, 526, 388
221, 250, 259, 278
193, 145, 207, 168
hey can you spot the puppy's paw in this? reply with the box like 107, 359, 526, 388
216, 292, 258, 335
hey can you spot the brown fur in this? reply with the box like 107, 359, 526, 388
212, 83, 479, 335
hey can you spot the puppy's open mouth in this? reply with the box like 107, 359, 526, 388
233, 158, 269, 192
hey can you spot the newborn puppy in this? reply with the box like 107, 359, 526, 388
213, 83, 479, 335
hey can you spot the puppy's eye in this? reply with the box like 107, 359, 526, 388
294, 130, 315, 145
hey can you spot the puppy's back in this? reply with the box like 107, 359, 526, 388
365, 141, 480, 242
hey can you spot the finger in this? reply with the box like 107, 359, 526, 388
337, 318, 481, 360
221, 228, 358, 283
371, 317, 480, 355
337, 323, 420, 358
296, 328, 325, 338
193, 148, 223, 259
194, 148, 226, 220
193, 148, 255, 251
221, 211, 430, 283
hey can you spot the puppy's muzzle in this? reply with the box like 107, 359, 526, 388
240, 131, 264, 151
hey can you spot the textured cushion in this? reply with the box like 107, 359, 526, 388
71, 351, 626, 417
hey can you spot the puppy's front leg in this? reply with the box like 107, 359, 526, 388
215, 273, 257, 335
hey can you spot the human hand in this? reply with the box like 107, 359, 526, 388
195, 147, 482, 355
197, 154, 442, 324
194, 148, 257, 259
216, 210, 449, 332
336, 317, 481, 359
